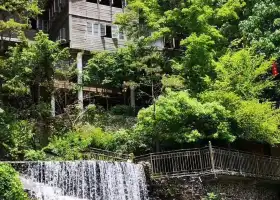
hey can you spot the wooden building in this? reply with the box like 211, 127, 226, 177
40, 0, 127, 52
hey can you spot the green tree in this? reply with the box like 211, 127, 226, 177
0, 108, 34, 160
0, 0, 41, 51
134, 89, 233, 151
0, 32, 71, 150
85, 39, 164, 88
1, 32, 70, 99
85, 39, 164, 110
239, 0, 280, 56
208, 48, 273, 99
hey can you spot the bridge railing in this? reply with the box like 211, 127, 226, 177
82, 148, 129, 162
135, 144, 280, 180
213, 147, 280, 179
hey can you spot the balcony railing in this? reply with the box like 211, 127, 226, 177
135, 143, 280, 180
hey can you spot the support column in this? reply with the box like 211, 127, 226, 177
77, 52, 83, 110
130, 86, 135, 108
51, 92, 55, 117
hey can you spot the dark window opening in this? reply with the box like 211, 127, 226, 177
164, 38, 180, 49
174, 38, 180, 49
100, 0, 110, 5
30, 18, 37, 30
113, 0, 122, 8
86, 0, 97, 3
105, 25, 112, 38
164, 38, 173, 48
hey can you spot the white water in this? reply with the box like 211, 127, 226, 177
20, 161, 149, 200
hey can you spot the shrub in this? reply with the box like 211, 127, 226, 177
111, 105, 135, 116
0, 164, 28, 200
43, 125, 115, 160
0, 109, 35, 160
84, 104, 97, 123
24, 150, 46, 161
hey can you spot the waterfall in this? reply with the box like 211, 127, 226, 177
19, 161, 149, 200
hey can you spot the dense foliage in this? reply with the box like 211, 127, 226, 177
2, 0, 280, 161
0, 164, 28, 200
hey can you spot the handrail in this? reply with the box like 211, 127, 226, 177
211, 145, 280, 160
0, 148, 129, 163
135, 146, 280, 180
85, 148, 129, 160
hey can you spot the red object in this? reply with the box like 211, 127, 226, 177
272, 61, 279, 76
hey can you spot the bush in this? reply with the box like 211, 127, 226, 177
84, 104, 97, 123
43, 125, 115, 160
24, 150, 46, 161
0, 164, 28, 200
0, 109, 35, 160
111, 105, 135, 116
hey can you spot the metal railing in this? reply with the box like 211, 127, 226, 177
135, 142, 280, 180
82, 148, 129, 162
0, 148, 129, 164
2, 143, 280, 180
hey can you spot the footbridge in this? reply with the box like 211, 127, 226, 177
135, 143, 280, 180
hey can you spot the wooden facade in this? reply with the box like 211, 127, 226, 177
44, 0, 126, 52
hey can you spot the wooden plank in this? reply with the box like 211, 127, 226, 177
70, 0, 122, 22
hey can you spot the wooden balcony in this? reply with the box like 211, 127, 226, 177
54, 80, 121, 95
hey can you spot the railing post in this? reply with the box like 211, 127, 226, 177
255, 155, 259, 176
238, 151, 242, 174
209, 141, 217, 178
150, 153, 154, 175
199, 149, 203, 172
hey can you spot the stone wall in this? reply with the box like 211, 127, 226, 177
148, 176, 279, 200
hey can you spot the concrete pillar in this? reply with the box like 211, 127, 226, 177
51, 92, 55, 117
77, 52, 83, 109
130, 86, 135, 108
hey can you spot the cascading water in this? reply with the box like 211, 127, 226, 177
19, 161, 149, 200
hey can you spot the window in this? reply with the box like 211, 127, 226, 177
30, 18, 37, 30
112, 0, 122, 8
164, 37, 180, 49
100, 0, 110, 6
87, 22, 125, 39
57, 28, 66, 41
111, 25, 125, 40
100, 24, 106, 36
37, 19, 49, 32
93, 23, 99, 36
87, 22, 101, 36
87, 22, 92, 34
42, 20, 49, 32
173, 38, 180, 49
119, 30, 125, 40
61, 28, 66, 40
105, 25, 112, 38
123, 0, 127, 7
111, 25, 118, 38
